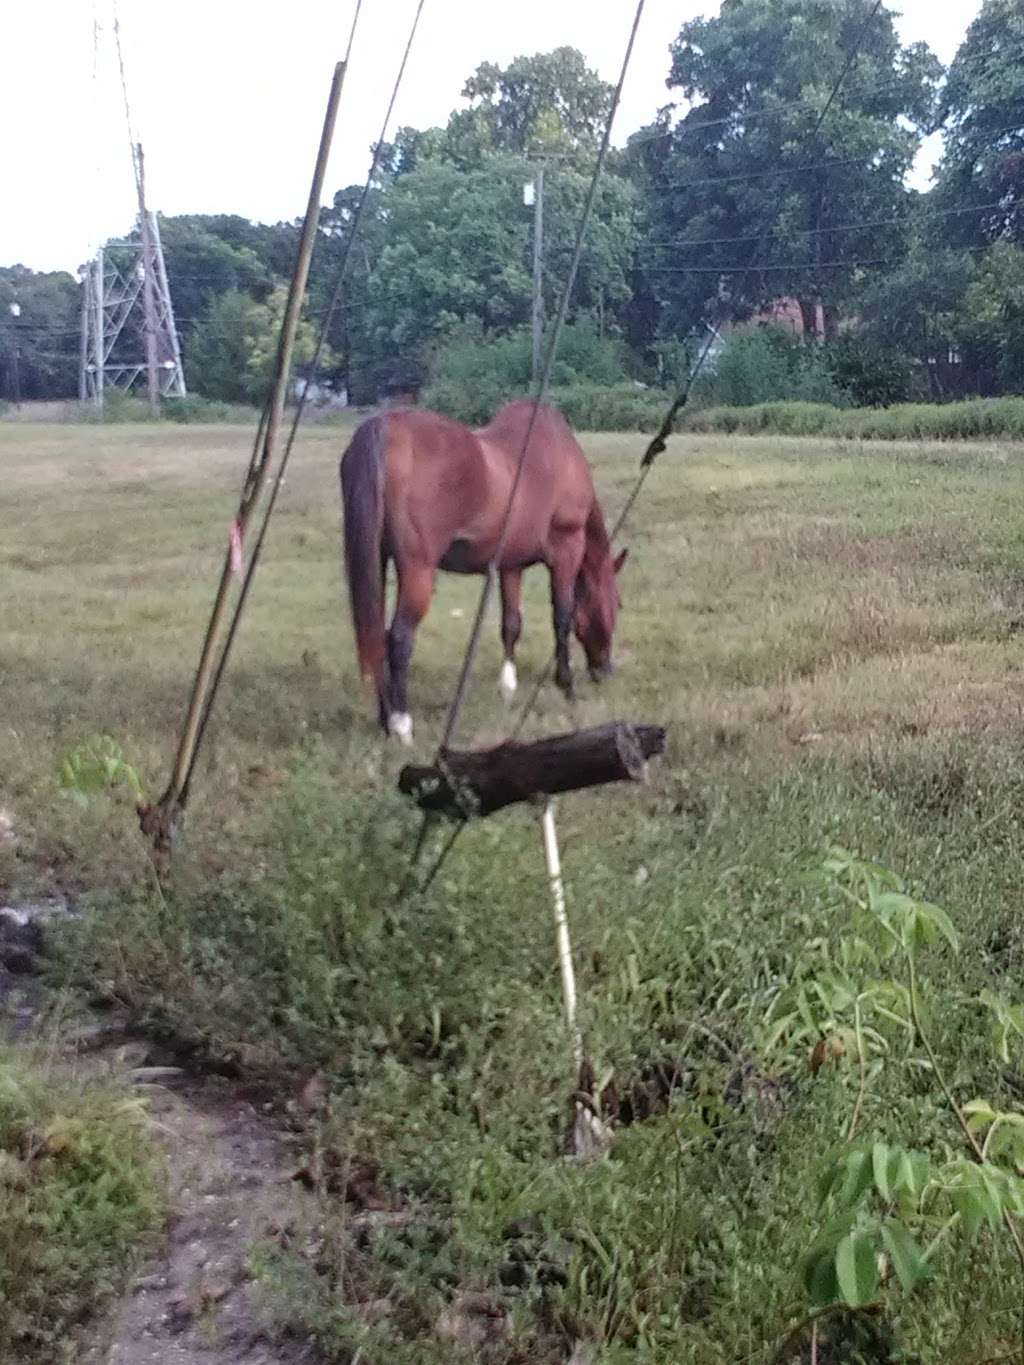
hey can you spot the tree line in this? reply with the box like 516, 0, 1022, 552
3, 0, 1023, 412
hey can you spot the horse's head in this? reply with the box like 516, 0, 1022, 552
575, 546, 628, 682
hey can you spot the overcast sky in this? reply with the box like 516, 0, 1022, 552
5, 0, 980, 276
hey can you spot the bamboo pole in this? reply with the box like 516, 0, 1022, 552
141, 60, 347, 864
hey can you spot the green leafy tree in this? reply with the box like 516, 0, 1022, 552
353, 156, 639, 394
858, 244, 977, 396
442, 48, 614, 168
185, 286, 326, 404
359, 159, 532, 372
309, 184, 390, 402
934, 0, 1024, 249
0, 266, 80, 400
957, 241, 1024, 392
155, 216, 281, 346
642, 0, 940, 339
244, 284, 327, 398
185, 290, 260, 403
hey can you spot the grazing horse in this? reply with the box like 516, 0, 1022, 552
340, 399, 626, 742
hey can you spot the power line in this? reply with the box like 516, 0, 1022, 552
112, 3, 142, 200
647, 256, 887, 274
641, 120, 1024, 196
623, 71, 942, 152
641, 198, 1009, 252
180, 0, 420, 803
407, 0, 649, 891
502, 0, 889, 757
436, 0, 647, 756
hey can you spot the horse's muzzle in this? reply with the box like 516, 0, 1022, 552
589, 661, 614, 684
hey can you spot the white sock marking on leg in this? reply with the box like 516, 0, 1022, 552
499, 659, 518, 701
389, 712, 414, 745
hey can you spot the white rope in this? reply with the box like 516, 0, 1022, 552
541, 799, 582, 1068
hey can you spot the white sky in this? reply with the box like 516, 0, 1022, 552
4, 0, 979, 276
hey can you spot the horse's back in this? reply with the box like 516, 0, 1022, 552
478, 400, 595, 517
478, 399, 583, 460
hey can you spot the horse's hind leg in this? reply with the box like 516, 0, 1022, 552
386, 562, 434, 744
499, 568, 523, 701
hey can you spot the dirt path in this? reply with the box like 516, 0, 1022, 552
2, 898, 323, 1365
81, 1068, 320, 1365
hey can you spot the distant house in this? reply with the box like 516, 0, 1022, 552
717, 296, 842, 342
380, 377, 421, 406
290, 377, 347, 407
750, 297, 824, 335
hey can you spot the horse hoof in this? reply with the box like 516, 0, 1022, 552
499, 660, 518, 702
389, 712, 414, 745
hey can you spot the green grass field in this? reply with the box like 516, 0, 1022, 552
6, 419, 1024, 1360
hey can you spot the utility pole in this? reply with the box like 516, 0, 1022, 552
135, 143, 160, 416
78, 271, 89, 402
526, 164, 545, 385
8, 302, 21, 408
93, 251, 104, 411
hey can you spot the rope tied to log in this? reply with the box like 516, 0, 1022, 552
399, 722, 666, 822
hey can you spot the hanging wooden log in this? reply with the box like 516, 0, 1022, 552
398, 721, 666, 820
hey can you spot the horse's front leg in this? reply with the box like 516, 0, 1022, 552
499, 567, 523, 702
548, 536, 584, 701
386, 562, 434, 744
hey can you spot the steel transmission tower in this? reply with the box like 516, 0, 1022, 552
80, 142, 186, 412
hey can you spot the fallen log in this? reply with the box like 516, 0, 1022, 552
398, 721, 667, 820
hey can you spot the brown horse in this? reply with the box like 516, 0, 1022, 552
340, 400, 626, 742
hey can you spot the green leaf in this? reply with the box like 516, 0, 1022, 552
894, 1149, 928, 1201
880, 1221, 931, 1293
57, 735, 144, 803
804, 1248, 840, 1307
837, 1149, 874, 1209
872, 1142, 891, 1202
913, 900, 958, 952
835, 1230, 879, 1306
963, 1098, 997, 1133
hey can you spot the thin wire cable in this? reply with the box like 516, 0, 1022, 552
623, 70, 940, 151
504, 323, 720, 745
181, 0, 427, 800
112, 3, 142, 198
501, 0, 889, 759
642, 198, 1009, 252
403, 0, 648, 894
436, 0, 647, 758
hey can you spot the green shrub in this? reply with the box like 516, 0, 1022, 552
0, 1049, 164, 1361
685, 400, 841, 436
693, 326, 845, 409
74, 390, 155, 424
423, 320, 643, 426
548, 382, 670, 430
160, 394, 254, 423
54, 741, 1024, 1362
683, 395, 1024, 440
824, 332, 913, 407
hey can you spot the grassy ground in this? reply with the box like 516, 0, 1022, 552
6, 420, 1024, 1359
0, 1041, 164, 1362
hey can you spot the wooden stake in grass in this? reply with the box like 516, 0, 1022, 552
139, 60, 348, 870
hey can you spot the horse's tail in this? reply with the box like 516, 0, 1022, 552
340, 415, 387, 685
